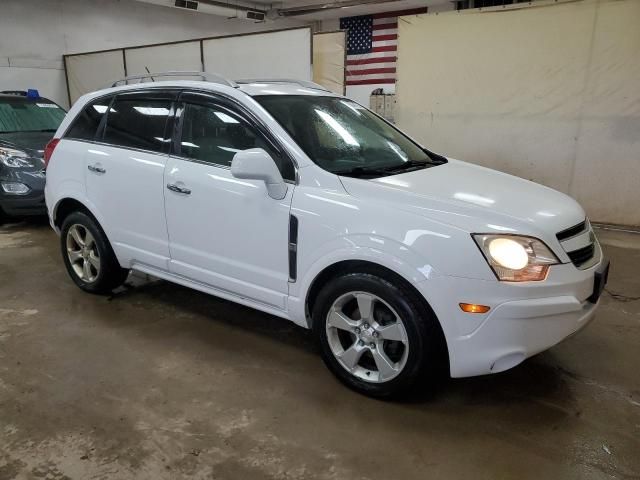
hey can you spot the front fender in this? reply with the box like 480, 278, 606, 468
287, 233, 443, 328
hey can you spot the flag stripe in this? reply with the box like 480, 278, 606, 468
372, 34, 397, 42
347, 67, 396, 75
372, 22, 398, 30
371, 27, 397, 36
371, 45, 397, 53
346, 78, 396, 86
347, 72, 396, 81
346, 56, 397, 66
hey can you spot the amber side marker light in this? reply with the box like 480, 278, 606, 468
459, 303, 491, 314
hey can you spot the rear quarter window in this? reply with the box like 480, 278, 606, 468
65, 97, 113, 141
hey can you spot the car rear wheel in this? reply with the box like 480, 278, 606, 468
312, 271, 445, 398
60, 211, 129, 294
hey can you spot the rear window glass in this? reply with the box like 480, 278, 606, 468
0, 98, 65, 133
66, 97, 112, 141
103, 96, 172, 152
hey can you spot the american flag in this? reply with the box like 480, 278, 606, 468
340, 8, 427, 86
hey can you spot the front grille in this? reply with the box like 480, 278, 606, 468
567, 243, 595, 267
556, 219, 598, 269
556, 220, 586, 241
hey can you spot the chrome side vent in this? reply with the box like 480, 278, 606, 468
556, 219, 599, 269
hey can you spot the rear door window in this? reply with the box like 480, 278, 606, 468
102, 92, 174, 153
65, 97, 113, 141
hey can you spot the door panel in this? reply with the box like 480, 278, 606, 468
86, 145, 169, 268
163, 94, 295, 309
164, 158, 293, 309
85, 91, 175, 269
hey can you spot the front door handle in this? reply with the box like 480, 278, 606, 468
167, 183, 191, 195
88, 164, 106, 174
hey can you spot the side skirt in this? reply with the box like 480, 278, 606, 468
131, 263, 297, 323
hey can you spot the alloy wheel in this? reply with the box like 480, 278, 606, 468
66, 224, 101, 283
326, 291, 409, 383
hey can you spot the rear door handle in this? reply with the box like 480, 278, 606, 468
88, 164, 106, 174
167, 183, 191, 195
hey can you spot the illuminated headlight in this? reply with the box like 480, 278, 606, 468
473, 234, 559, 282
1, 182, 30, 195
0, 147, 35, 168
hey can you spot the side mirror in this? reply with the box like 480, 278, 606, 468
230, 148, 287, 200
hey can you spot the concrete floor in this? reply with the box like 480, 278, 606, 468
1, 220, 639, 480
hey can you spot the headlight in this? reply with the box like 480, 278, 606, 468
0, 147, 35, 168
473, 234, 559, 282
1, 181, 30, 195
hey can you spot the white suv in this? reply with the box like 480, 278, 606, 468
44, 73, 609, 397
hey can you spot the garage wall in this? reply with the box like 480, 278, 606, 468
0, 0, 302, 108
396, 0, 640, 226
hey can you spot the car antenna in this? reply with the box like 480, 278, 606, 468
145, 67, 155, 82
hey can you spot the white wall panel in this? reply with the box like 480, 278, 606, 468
65, 51, 125, 105
0, 0, 302, 107
124, 41, 202, 78
396, 0, 640, 226
203, 28, 312, 81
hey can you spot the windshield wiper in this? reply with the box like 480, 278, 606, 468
383, 159, 430, 173
333, 166, 391, 178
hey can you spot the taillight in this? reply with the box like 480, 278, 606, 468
43, 138, 60, 169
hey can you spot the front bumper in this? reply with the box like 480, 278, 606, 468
418, 250, 607, 378
0, 170, 47, 217
0, 189, 47, 216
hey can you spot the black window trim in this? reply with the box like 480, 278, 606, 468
171, 90, 298, 184
99, 89, 178, 155
61, 86, 299, 184
62, 88, 181, 157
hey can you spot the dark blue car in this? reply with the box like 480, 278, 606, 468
0, 90, 66, 220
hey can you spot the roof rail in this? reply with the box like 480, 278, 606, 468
235, 79, 331, 93
110, 71, 237, 88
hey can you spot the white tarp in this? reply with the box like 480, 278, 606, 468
312, 31, 346, 95
202, 28, 312, 81
396, 0, 640, 226
65, 50, 125, 104
124, 41, 202, 78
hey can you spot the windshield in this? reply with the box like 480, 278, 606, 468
0, 98, 65, 133
255, 95, 445, 177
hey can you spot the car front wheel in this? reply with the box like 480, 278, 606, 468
312, 271, 445, 398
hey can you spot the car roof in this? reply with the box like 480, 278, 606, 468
236, 81, 337, 98
81, 79, 339, 101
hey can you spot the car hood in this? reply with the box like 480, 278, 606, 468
0, 131, 52, 158
0, 131, 50, 173
339, 159, 585, 236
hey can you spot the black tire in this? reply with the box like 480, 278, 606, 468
60, 211, 129, 294
312, 271, 446, 399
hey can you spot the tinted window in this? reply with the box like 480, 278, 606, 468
66, 97, 112, 141
179, 102, 294, 180
0, 97, 65, 134
103, 95, 172, 152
